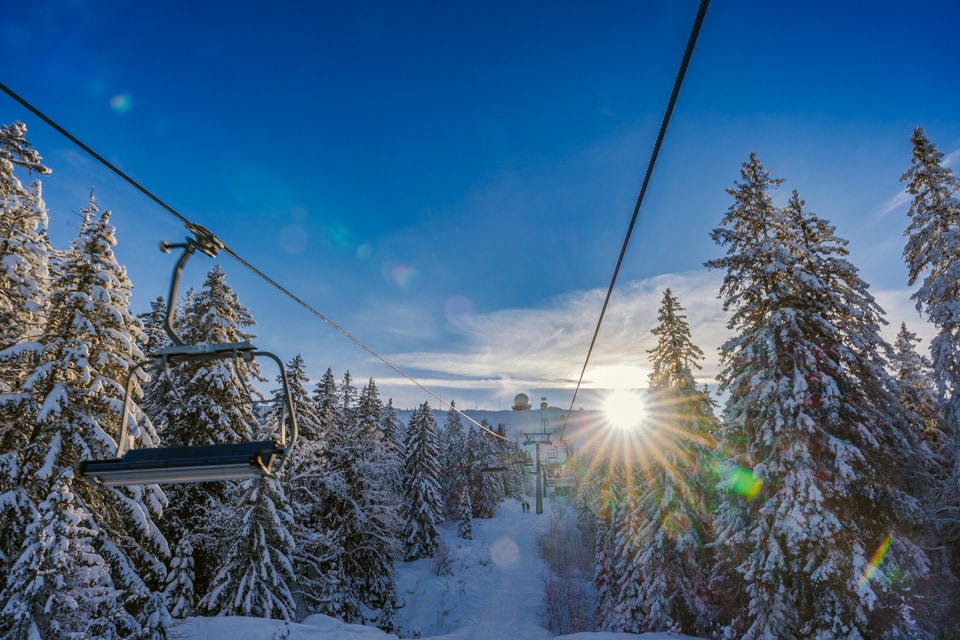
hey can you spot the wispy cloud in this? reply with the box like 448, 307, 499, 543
381, 271, 728, 407
374, 273, 938, 410
945, 149, 959, 168
874, 189, 911, 219
874, 147, 960, 220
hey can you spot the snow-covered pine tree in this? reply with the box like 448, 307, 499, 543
339, 370, 356, 428
312, 367, 342, 438
197, 473, 297, 620
465, 423, 504, 519
706, 155, 928, 639
457, 485, 473, 540
901, 126, 960, 619
163, 537, 195, 619
0, 196, 169, 638
611, 288, 717, 636
891, 324, 946, 507
347, 377, 402, 629
439, 401, 467, 519
301, 372, 401, 626
2, 476, 125, 639
0, 121, 50, 353
380, 398, 404, 460
593, 459, 628, 631
891, 322, 956, 634
281, 360, 336, 619
199, 354, 300, 621
0, 122, 52, 581
401, 402, 443, 561
157, 265, 262, 603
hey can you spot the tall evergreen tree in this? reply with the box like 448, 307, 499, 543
706, 155, 928, 639
891, 323, 956, 634
0, 121, 50, 353
465, 424, 504, 519
158, 265, 262, 604
401, 402, 443, 561
0, 122, 52, 579
593, 459, 628, 631
380, 398, 404, 460
457, 485, 473, 540
608, 288, 717, 635
302, 372, 401, 626
284, 362, 336, 619
439, 401, 467, 519
901, 127, 960, 608
0, 197, 169, 638
199, 354, 299, 620
197, 474, 297, 620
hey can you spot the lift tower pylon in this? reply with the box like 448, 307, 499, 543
522, 426, 552, 515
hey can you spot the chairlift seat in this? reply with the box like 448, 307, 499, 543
80, 440, 282, 486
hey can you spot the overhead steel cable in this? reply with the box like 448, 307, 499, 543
0, 80, 508, 442
557, 0, 710, 441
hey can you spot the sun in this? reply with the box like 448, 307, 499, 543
603, 389, 648, 430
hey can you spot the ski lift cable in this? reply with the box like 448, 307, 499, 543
557, 0, 710, 442
0, 81, 508, 443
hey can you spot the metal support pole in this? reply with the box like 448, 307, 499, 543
534, 441, 543, 515
523, 428, 552, 515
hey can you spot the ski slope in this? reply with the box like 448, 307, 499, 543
171, 493, 704, 639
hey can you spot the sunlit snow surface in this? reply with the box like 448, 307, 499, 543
170, 496, 705, 640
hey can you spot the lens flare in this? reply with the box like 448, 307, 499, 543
391, 265, 421, 292
858, 534, 893, 590
109, 93, 132, 114
444, 295, 475, 328
727, 466, 763, 500
278, 224, 308, 254
490, 536, 519, 569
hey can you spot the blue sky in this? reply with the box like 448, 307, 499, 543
2, 1, 959, 410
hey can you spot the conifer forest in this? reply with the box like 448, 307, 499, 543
2, 120, 960, 639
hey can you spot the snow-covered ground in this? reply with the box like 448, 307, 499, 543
168, 492, 704, 640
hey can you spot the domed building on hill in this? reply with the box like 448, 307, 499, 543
511, 393, 532, 411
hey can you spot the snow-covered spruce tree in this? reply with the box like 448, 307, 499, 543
611, 288, 718, 636
457, 485, 473, 540
302, 372, 402, 627
466, 421, 506, 519
198, 356, 300, 620
402, 401, 443, 561
706, 155, 928, 639
163, 536, 195, 619
280, 359, 335, 619
197, 473, 297, 620
593, 459, 628, 631
381, 398, 404, 460
0, 121, 52, 582
157, 265, 262, 604
901, 126, 960, 607
439, 401, 467, 519
0, 121, 51, 354
347, 377, 402, 629
891, 323, 956, 634
0, 197, 169, 639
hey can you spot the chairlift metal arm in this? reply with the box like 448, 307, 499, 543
159, 223, 225, 348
